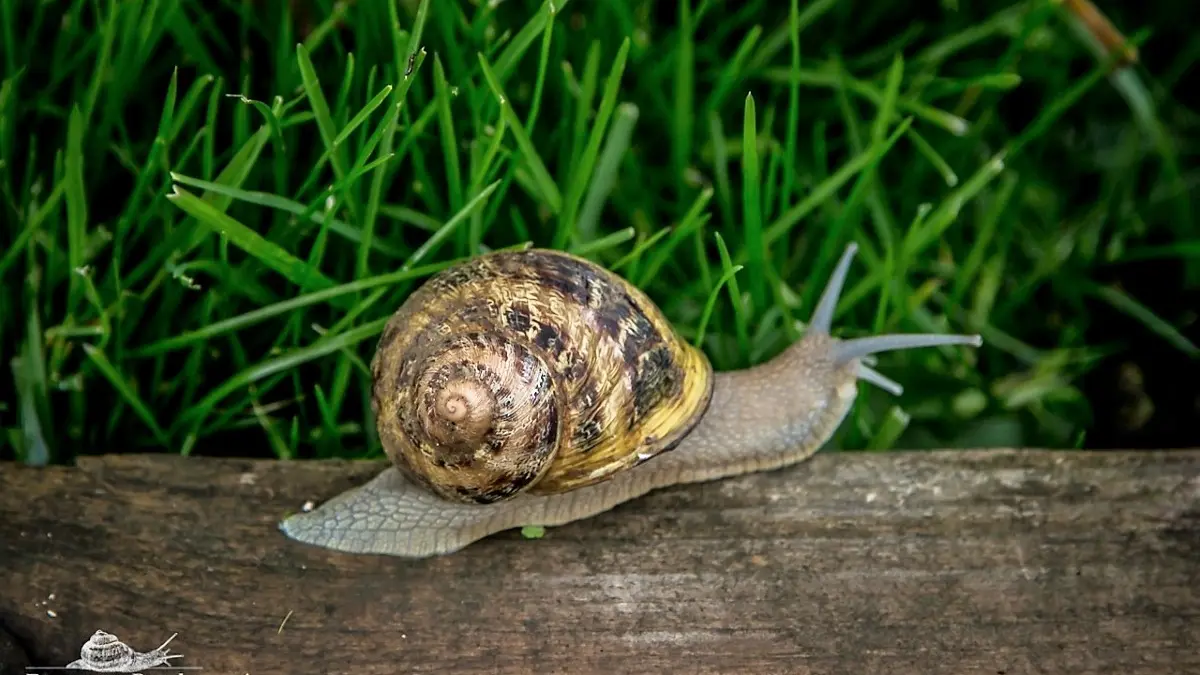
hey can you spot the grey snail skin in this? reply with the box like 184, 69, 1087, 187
278, 242, 983, 558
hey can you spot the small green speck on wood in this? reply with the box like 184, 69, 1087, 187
521, 525, 547, 540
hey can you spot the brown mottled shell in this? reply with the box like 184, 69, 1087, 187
369, 248, 714, 504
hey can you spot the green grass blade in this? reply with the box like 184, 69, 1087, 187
168, 171, 405, 260
1087, 283, 1199, 357
524, 2, 555, 132
865, 406, 911, 451
714, 231, 751, 361
694, 263, 745, 349
673, 0, 695, 193
477, 51, 562, 214
576, 102, 639, 243
741, 92, 765, 312
570, 227, 636, 258
612, 227, 673, 272
64, 106, 87, 310
432, 55, 463, 211
493, 0, 570, 80
174, 318, 391, 441
331, 84, 393, 148
763, 116, 912, 248
81, 343, 170, 446
128, 260, 456, 358
166, 184, 339, 294
406, 180, 502, 268
557, 36, 631, 249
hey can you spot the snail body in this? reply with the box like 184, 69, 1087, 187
280, 243, 982, 558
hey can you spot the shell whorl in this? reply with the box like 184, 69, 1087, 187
370, 248, 714, 505
80, 631, 132, 664
399, 330, 564, 503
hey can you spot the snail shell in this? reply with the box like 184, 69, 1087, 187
369, 248, 713, 504
65, 629, 136, 667
76, 631, 133, 667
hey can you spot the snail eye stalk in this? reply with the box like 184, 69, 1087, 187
804, 241, 982, 396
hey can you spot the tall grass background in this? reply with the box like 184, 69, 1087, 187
1, 0, 1196, 466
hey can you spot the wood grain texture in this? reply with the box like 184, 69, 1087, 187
1, 449, 1198, 674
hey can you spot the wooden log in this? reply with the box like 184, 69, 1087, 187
1, 449, 1198, 674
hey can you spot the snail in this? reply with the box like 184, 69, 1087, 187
279, 242, 982, 558
65, 630, 182, 673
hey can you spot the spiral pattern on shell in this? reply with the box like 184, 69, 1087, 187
402, 331, 564, 502
369, 248, 714, 504
79, 631, 132, 665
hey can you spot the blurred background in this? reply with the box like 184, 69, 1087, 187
1, 0, 1196, 465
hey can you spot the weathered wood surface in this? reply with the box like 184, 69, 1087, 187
1, 449, 1197, 674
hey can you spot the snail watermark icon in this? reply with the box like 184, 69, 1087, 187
24, 629, 201, 673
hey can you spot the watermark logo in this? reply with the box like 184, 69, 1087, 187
25, 629, 199, 673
